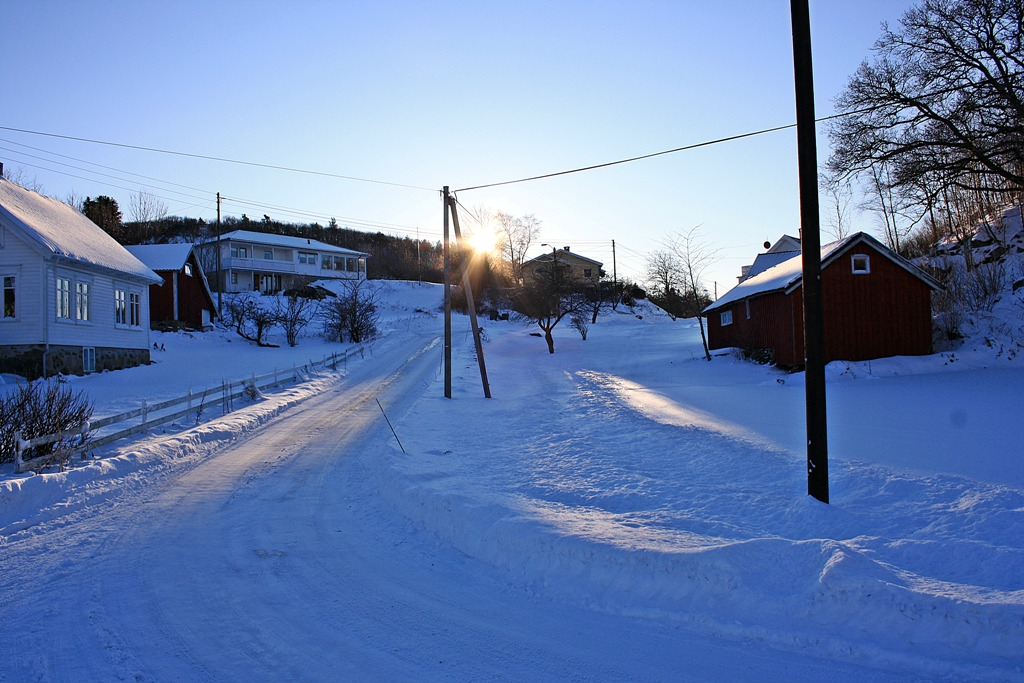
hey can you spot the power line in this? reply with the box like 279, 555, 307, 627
453, 111, 863, 193
0, 124, 436, 193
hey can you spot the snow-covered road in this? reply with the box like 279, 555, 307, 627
1, 328, 915, 682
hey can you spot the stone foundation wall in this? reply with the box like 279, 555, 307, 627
0, 344, 151, 381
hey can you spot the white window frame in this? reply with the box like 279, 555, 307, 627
720, 309, 733, 326
82, 347, 96, 373
230, 272, 238, 285
2, 274, 15, 320
129, 291, 142, 328
76, 280, 91, 322
230, 246, 248, 259
115, 288, 128, 326
851, 254, 871, 274
56, 276, 72, 320
183, 262, 193, 277
298, 251, 317, 265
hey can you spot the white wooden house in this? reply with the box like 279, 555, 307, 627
199, 229, 370, 294
0, 178, 163, 379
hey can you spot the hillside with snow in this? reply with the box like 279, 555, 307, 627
2, 277, 1023, 681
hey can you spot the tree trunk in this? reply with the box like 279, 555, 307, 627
544, 327, 555, 354
697, 315, 711, 361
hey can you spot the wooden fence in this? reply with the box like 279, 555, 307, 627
13, 346, 364, 474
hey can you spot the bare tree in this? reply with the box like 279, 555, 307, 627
513, 259, 587, 354
321, 280, 380, 343
827, 0, 1024, 197
225, 294, 278, 347
63, 189, 86, 213
819, 170, 854, 241
665, 226, 719, 361
127, 189, 169, 224
274, 294, 318, 347
496, 212, 541, 282
2, 165, 45, 193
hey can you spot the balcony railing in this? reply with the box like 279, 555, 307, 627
225, 257, 296, 274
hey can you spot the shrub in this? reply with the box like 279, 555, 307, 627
1, 379, 93, 465
321, 280, 380, 343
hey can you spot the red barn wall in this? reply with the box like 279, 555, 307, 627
706, 242, 933, 367
149, 253, 216, 329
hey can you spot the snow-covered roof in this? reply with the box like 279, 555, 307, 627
124, 243, 195, 272
213, 229, 370, 256
0, 179, 162, 284
704, 232, 940, 314
745, 250, 799, 280
524, 249, 603, 268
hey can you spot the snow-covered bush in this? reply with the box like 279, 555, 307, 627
0, 379, 93, 464
321, 280, 380, 343
274, 294, 318, 347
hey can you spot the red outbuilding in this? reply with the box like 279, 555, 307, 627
703, 233, 941, 368
125, 244, 217, 331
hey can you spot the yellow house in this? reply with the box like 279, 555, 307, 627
521, 247, 604, 285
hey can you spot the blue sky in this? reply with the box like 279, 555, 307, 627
1, 1, 916, 290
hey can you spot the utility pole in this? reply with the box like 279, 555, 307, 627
791, 0, 829, 504
416, 227, 421, 283
448, 197, 491, 398
443, 187, 452, 399
216, 192, 222, 319
612, 239, 618, 309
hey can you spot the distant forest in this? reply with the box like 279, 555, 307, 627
108, 211, 450, 283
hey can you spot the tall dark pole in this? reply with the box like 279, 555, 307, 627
443, 187, 452, 399
216, 192, 222, 319
791, 0, 829, 503
611, 239, 618, 309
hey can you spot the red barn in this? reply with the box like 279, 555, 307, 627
703, 233, 941, 368
125, 244, 217, 331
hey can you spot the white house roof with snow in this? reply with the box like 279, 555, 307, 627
704, 232, 941, 314
0, 178, 162, 284
124, 243, 196, 272
213, 229, 369, 256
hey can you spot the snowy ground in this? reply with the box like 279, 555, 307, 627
2, 281, 1023, 681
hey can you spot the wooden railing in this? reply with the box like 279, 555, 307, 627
13, 346, 365, 474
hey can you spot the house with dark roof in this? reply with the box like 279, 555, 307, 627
125, 244, 217, 331
703, 232, 941, 367
197, 230, 371, 294
0, 177, 163, 379
521, 247, 604, 285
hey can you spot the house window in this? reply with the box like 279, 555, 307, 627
115, 289, 127, 325
129, 292, 141, 327
76, 282, 90, 321
298, 251, 317, 265
2, 276, 14, 318
357, 257, 366, 273
745, 300, 751, 319
720, 310, 733, 326
583, 268, 592, 278
231, 272, 238, 285
82, 347, 96, 373
322, 256, 333, 270
851, 254, 870, 274
347, 257, 357, 272
183, 262, 193, 277
230, 246, 248, 259
263, 250, 273, 260
56, 277, 71, 319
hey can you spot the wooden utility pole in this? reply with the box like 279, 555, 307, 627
216, 192, 222, 318
791, 0, 829, 504
611, 239, 618, 309
443, 187, 452, 399
448, 197, 491, 398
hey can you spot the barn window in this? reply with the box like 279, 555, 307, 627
745, 300, 751, 319
183, 262, 193, 277
720, 310, 733, 326
851, 254, 870, 274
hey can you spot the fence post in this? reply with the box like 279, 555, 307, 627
222, 379, 227, 415
188, 387, 193, 412
274, 367, 278, 388
293, 363, 298, 382
142, 399, 148, 426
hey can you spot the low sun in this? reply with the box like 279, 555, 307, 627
468, 230, 499, 253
